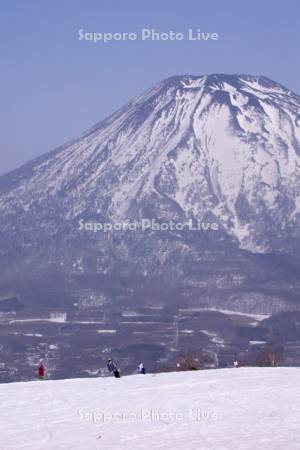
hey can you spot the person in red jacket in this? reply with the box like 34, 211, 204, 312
38, 362, 45, 380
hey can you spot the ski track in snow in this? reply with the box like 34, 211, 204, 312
0, 367, 299, 450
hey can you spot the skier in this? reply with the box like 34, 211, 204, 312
107, 358, 121, 378
138, 362, 146, 374
233, 353, 239, 368
38, 362, 45, 380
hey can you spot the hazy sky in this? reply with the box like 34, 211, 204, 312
1, 0, 299, 175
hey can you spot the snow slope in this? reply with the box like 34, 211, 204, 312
0, 367, 299, 450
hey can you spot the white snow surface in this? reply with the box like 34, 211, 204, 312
0, 367, 299, 450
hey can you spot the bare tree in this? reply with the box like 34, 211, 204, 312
256, 344, 283, 367
176, 351, 216, 371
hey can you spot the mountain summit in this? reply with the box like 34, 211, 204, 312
0, 74, 300, 276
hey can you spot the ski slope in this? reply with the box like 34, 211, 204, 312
0, 367, 299, 450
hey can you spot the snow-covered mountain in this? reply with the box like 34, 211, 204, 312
1, 74, 300, 256
1, 367, 300, 450
0, 74, 300, 309
1, 74, 300, 380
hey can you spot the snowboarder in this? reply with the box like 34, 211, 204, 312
107, 358, 121, 378
138, 362, 146, 374
38, 362, 45, 380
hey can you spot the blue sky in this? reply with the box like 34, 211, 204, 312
0, 0, 299, 174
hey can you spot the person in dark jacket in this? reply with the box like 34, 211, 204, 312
107, 358, 120, 378
138, 362, 146, 374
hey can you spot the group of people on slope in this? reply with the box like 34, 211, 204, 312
106, 358, 146, 378
37, 359, 146, 380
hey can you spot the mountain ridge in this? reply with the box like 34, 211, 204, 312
1, 73, 299, 260
2, 73, 299, 184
